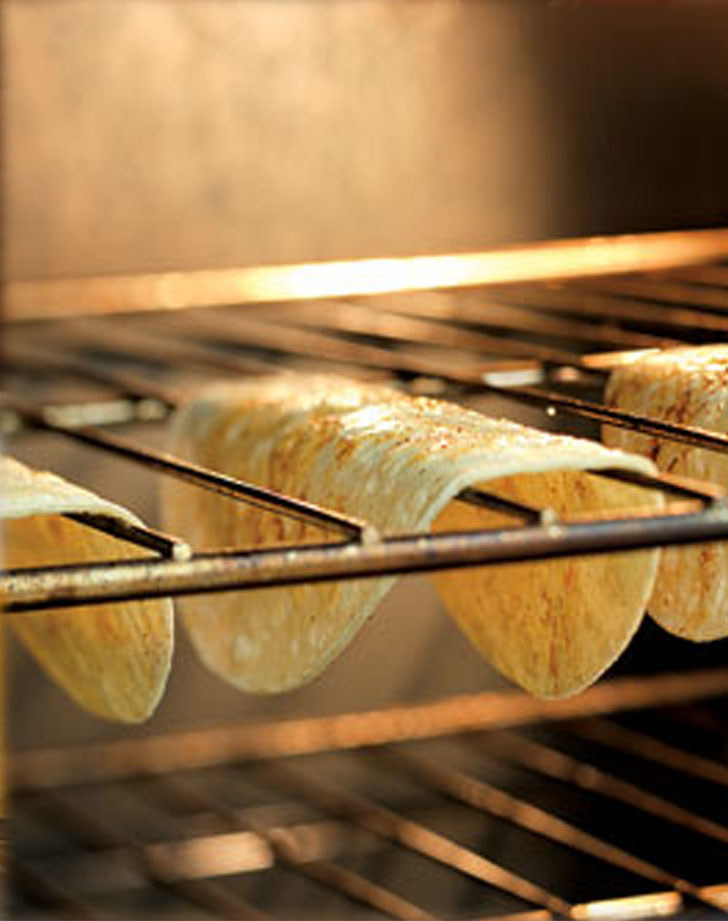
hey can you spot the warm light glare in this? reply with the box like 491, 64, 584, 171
8, 229, 728, 319
699, 885, 728, 910
146, 831, 272, 879
572, 892, 681, 920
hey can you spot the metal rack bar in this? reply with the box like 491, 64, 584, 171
455, 488, 545, 523
4, 342, 181, 409
9, 229, 728, 320
5, 504, 728, 613
10, 857, 103, 920
17, 820, 274, 893
586, 467, 723, 503
483, 911, 553, 921
75, 296, 728, 462
7, 270, 728, 611
11, 670, 728, 791
197, 300, 586, 366
488, 284, 728, 339
36, 316, 280, 379
0, 390, 558, 539
23, 310, 535, 412
349, 291, 676, 350
27, 298, 728, 464
661, 702, 728, 740
1, 392, 375, 542
566, 719, 728, 789
0, 397, 168, 433
487, 384, 728, 455
663, 265, 728, 288
62, 512, 190, 561
151, 772, 435, 921
375, 748, 723, 913
252, 760, 574, 918
569, 892, 683, 921
482, 731, 728, 848
292, 860, 435, 921
575, 277, 728, 312
135, 309, 512, 382
159, 303, 600, 392
32, 790, 273, 920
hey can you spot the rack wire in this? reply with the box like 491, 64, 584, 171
9, 666, 728, 920
6, 233, 728, 919
6, 244, 728, 611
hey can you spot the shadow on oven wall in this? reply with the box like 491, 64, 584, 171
4, 0, 728, 749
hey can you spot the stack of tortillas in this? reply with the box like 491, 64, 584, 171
164, 373, 664, 699
605, 344, 728, 641
1, 456, 174, 722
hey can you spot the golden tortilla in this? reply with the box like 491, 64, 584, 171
164, 374, 663, 698
605, 344, 728, 641
1, 456, 174, 722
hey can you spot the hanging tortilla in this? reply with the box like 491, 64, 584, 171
605, 344, 728, 641
163, 373, 663, 698
1, 456, 174, 722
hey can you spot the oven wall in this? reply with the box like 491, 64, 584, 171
5, 0, 728, 286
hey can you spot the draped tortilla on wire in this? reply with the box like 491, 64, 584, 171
1, 456, 174, 722
605, 344, 728, 641
163, 373, 663, 698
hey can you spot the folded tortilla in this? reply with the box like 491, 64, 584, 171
163, 373, 663, 698
1, 456, 174, 722
605, 344, 728, 641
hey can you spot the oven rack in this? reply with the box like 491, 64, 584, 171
5, 234, 728, 610
7, 232, 728, 921
9, 661, 728, 920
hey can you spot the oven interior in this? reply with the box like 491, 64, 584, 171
4, 245, 728, 920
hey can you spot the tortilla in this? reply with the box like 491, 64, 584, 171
163, 373, 663, 698
1, 456, 174, 722
605, 344, 728, 641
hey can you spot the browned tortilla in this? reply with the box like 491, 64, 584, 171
2, 456, 174, 722
164, 373, 663, 698
605, 344, 728, 641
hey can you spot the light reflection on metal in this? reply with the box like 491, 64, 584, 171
8, 228, 728, 319
10, 668, 728, 790
485, 913, 552, 921
571, 892, 681, 920
144, 831, 272, 880
580, 349, 660, 371
698, 885, 728, 911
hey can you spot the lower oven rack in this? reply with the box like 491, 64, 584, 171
9, 664, 728, 921
5, 232, 728, 920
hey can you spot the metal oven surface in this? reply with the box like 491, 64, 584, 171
4, 236, 728, 919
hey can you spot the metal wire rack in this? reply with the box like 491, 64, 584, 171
8, 666, 728, 920
7, 237, 728, 612
5, 233, 728, 919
